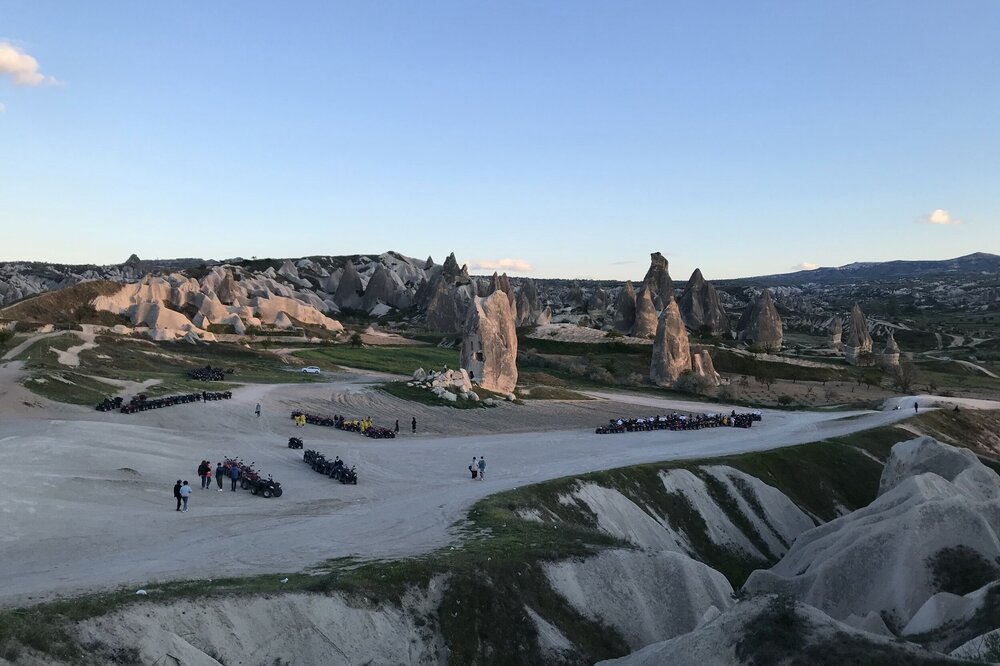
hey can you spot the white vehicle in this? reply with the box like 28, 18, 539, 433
301, 366, 321, 374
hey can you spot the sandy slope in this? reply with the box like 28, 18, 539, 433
0, 368, 921, 606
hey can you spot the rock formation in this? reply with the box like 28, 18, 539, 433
736, 289, 783, 350
460, 291, 518, 394
587, 286, 608, 314
828, 316, 843, 349
844, 303, 874, 365
614, 281, 637, 333
881, 332, 900, 368
632, 287, 658, 338
361, 264, 408, 311
678, 269, 729, 336
690, 348, 722, 386
642, 251, 675, 307
650, 298, 691, 386
333, 260, 364, 310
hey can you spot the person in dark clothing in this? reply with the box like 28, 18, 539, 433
173, 480, 183, 511
215, 462, 225, 491
229, 464, 241, 491
914, 401, 919, 413
411, 417, 417, 434
198, 460, 210, 489
395, 419, 399, 433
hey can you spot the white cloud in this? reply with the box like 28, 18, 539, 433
922, 209, 961, 226
467, 258, 534, 273
792, 262, 818, 270
0, 42, 57, 86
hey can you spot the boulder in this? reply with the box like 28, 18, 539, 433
678, 269, 729, 336
460, 291, 518, 394
614, 281, 637, 333
642, 251, 675, 307
632, 287, 658, 338
650, 298, 691, 386
735, 289, 782, 351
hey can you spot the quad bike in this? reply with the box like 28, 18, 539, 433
288, 437, 304, 449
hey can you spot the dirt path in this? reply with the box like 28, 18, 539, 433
0, 373, 925, 606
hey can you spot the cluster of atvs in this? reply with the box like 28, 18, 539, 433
303, 449, 358, 484
97, 391, 233, 414
289, 411, 396, 439
223, 456, 283, 498
187, 365, 229, 381
595, 411, 762, 434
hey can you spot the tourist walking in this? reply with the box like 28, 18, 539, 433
173, 480, 182, 511
914, 401, 919, 413
198, 460, 210, 489
470, 457, 478, 479
205, 466, 212, 489
255, 403, 261, 418
477, 457, 486, 481
215, 462, 225, 491
179, 481, 192, 511
229, 463, 241, 491
411, 417, 417, 434
395, 419, 399, 434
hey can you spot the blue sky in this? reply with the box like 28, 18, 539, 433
1, 1, 997, 280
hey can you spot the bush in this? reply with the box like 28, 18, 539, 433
927, 546, 1000, 595
777, 395, 795, 406
673, 371, 713, 395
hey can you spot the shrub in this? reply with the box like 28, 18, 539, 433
673, 371, 713, 395
927, 546, 1000, 595
777, 395, 794, 406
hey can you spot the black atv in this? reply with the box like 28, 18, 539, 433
288, 437, 303, 449
248, 475, 283, 498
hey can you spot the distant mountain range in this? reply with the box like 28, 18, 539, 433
729, 253, 1000, 285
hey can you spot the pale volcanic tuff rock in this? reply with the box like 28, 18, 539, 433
614, 280, 637, 333
333, 259, 365, 310
735, 289, 783, 350
678, 268, 729, 336
587, 286, 608, 314
828, 316, 843, 348
361, 263, 409, 311
844, 303, 874, 365
743, 437, 1000, 625
460, 290, 518, 394
691, 348, 722, 386
642, 251, 675, 307
650, 298, 691, 386
632, 287, 658, 338
881, 331, 901, 368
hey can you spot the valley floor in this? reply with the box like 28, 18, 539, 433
0, 364, 928, 607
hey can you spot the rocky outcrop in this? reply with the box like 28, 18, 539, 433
588, 287, 608, 314
744, 437, 1000, 625
736, 289, 782, 350
361, 264, 409, 311
650, 298, 691, 386
881, 332, 900, 368
425, 278, 473, 333
460, 291, 518, 394
844, 303, 873, 365
642, 252, 674, 307
333, 260, 364, 310
632, 288, 658, 338
828, 316, 843, 348
614, 281, 637, 333
691, 348, 722, 386
678, 269, 729, 336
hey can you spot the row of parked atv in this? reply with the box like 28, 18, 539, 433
223, 456, 283, 498
302, 449, 358, 484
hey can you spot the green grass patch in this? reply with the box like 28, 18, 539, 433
21, 372, 120, 406
295, 345, 457, 376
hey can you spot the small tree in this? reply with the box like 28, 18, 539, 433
349, 331, 363, 348
0, 328, 13, 350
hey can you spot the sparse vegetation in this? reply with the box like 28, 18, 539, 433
927, 546, 1000, 596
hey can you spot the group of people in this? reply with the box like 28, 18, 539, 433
596, 410, 762, 434
469, 456, 487, 480
176, 460, 244, 511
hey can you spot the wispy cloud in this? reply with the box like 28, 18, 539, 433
467, 258, 534, 273
792, 262, 818, 270
921, 209, 961, 226
0, 42, 58, 86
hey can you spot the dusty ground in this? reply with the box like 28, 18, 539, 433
2, 356, 988, 607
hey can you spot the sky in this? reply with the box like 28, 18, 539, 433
1, 1, 998, 281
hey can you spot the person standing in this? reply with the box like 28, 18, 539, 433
477, 456, 486, 481
179, 481, 192, 511
411, 417, 417, 434
197, 460, 209, 489
173, 480, 183, 511
395, 419, 399, 434
470, 457, 478, 479
914, 401, 919, 413
255, 403, 261, 418
215, 462, 225, 491
229, 463, 241, 491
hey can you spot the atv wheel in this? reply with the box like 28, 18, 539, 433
262, 488, 272, 498
250, 486, 257, 495
240, 479, 249, 489
273, 488, 283, 498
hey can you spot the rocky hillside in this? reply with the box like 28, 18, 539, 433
6, 413, 998, 664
